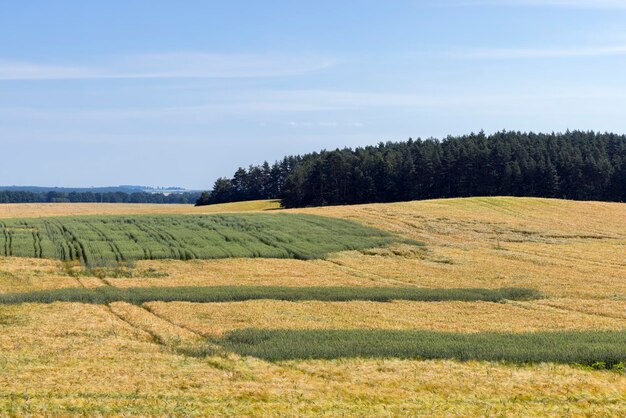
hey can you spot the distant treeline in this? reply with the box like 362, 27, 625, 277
0, 191, 201, 204
196, 131, 626, 208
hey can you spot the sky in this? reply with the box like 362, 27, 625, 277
2, 1, 626, 189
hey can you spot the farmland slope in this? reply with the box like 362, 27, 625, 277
0, 197, 624, 415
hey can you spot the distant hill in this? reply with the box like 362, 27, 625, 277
0, 185, 197, 194
0, 186, 202, 204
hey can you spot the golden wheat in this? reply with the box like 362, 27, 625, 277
144, 299, 626, 337
0, 199, 280, 218
0, 302, 625, 416
0, 197, 624, 415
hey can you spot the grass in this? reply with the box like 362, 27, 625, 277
0, 213, 399, 266
0, 197, 625, 415
0, 286, 540, 305
1, 301, 625, 416
0, 199, 281, 218
145, 298, 626, 337
216, 328, 626, 366
296, 197, 626, 299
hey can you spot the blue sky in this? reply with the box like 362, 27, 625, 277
2, 0, 626, 189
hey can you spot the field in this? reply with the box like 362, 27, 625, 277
0, 197, 625, 415
0, 199, 281, 219
0, 213, 396, 265
0, 285, 538, 304
217, 328, 626, 365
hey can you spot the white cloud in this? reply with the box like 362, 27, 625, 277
0, 90, 489, 122
0, 62, 96, 80
457, 45, 626, 59
285, 121, 364, 128
466, 0, 626, 9
0, 53, 335, 81
5, 88, 626, 123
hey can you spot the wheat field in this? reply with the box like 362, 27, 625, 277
0, 199, 280, 219
0, 197, 624, 415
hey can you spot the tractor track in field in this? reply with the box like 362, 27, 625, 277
533, 301, 626, 321
86, 223, 125, 264
0, 213, 397, 266
0, 221, 8, 257
133, 222, 189, 260
94, 275, 206, 349
140, 303, 208, 338
69, 274, 165, 342
105, 303, 168, 346
95, 275, 166, 343
508, 300, 626, 323
106, 300, 205, 349
323, 258, 417, 287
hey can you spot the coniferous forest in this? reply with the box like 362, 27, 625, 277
196, 131, 626, 208
0, 191, 201, 204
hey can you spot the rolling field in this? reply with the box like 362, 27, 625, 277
0, 197, 624, 415
0, 213, 396, 265
0, 199, 281, 219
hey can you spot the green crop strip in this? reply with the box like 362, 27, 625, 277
0, 213, 403, 266
215, 328, 626, 366
0, 286, 540, 305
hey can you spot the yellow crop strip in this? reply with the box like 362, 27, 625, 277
144, 299, 626, 337
0, 199, 281, 219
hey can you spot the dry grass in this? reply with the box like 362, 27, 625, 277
109, 301, 201, 345
0, 196, 624, 415
323, 242, 626, 298
59, 196, 625, 299
0, 199, 280, 218
4, 197, 623, 297
0, 258, 79, 294
145, 299, 626, 337
113, 258, 374, 288
0, 303, 625, 416
535, 298, 626, 320
295, 198, 626, 299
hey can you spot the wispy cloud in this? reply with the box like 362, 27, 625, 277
285, 121, 365, 128
457, 44, 626, 59
0, 90, 495, 121
5, 88, 626, 122
0, 53, 335, 81
466, 0, 626, 9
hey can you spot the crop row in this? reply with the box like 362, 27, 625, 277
0, 213, 399, 266
0, 286, 540, 304
214, 328, 626, 366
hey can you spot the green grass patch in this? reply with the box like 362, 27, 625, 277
0, 286, 540, 305
0, 213, 400, 266
216, 328, 626, 367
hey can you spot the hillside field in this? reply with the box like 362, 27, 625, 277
0, 213, 396, 265
0, 197, 624, 415
0, 199, 280, 219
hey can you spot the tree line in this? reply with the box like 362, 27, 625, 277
0, 191, 201, 204
196, 130, 626, 208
